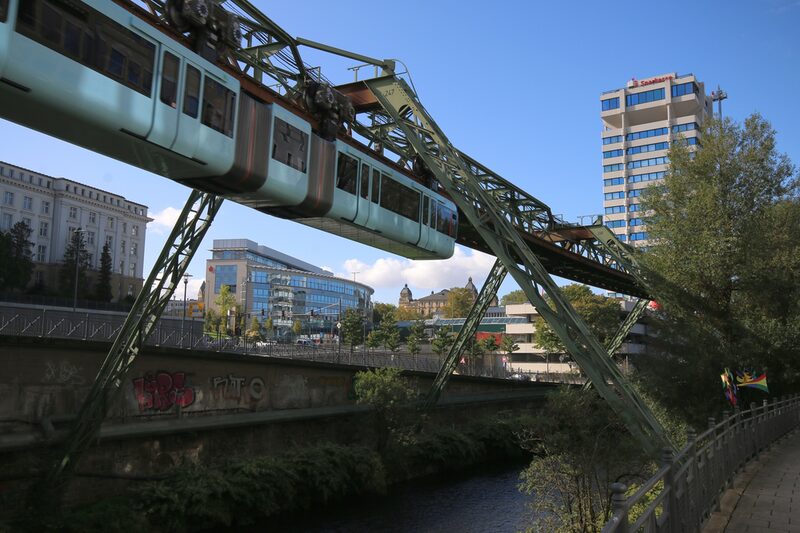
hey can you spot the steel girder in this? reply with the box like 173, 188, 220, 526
45, 191, 223, 490
364, 76, 670, 455
425, 259, 508, 407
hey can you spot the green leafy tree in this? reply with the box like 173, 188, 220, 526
341, 308, 364, 352
480, 335, 499, 354
95, 242, 113, 302
372, 302, 397, 327
443, 287, 474, 318
431, 326, 454, 358
636, 115, 799, 420
377, 310, 400, 352
215, 284, 236, 319
59, 229, 90, 300
247, 316, 262, 339
395, 306, 423, 321
406, 319, 425, 357
500, 289, 528, 305
264, 317, 274, 338
366, 330, 381, 353
500, 335, 520, 356
204, 308, 217, 334
533, 284, 620, 354
353, 367, 414, 452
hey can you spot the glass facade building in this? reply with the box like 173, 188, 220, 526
600, 73, 712, 245
205, 239, 373, 338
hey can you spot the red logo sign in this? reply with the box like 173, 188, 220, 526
631, 75, 674, 88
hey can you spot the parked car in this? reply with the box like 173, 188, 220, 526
510, 373, 531, 381
255, 339, 277, 348
296, 339, 314, 347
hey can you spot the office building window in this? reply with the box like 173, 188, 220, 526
39, 221, 48, 237
630, 231, 649, 241
36, 245, 47, 262
604, 177, 624, 187
214, 265, 238, 294
603, 163, 624, 173
1, 213, 11, 230
23, 196, 33, 210
603, 149, 624, 159
3, 191, 13, 205
628, 204, 642, 212
121, 240, 126, 255
605, 191, 625, 200
106, 235, 113, 247
89, 212, 96, 224
626, 141, 669, 156
87, 231, 95, 245
131, 242, 138, 256
107, 217, 114, 229
606, 220, 626, 228
627, 127, 668, 142
626, 88, 665, 107
129, 263, 136, 277
605, 206, 625, 215
628, 171, 665, 184
672, 122, 698, 134
122, 222, 127, 234
41, 201, 50, 214
601, 97, 620, 111
131, 225, 139, 236
69, 206, 78, 219
671, 82, 698, 98
628, 189, 644, 198
628, 218, 644, 226
627, 156, 668, 170
602, 135, 623, 145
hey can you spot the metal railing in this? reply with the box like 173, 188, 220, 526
0, 304, 592, 382
602, 395, 800, 533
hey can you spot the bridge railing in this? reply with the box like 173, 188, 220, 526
602, 395, 800, 533
0, 304, 586, 384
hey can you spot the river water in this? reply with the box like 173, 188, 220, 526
271, 466, 532, 533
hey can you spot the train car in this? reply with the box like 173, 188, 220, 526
0, 0, 457, 259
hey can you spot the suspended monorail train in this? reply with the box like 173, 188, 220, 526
0, 0, 458, 259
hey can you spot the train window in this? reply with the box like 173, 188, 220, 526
202, 77, 236, 137
380, 175, 420, 221
15, 0, 155, 97
371, 169, 380, 204
160, 52, 179, 107
0, 0, 8, 23
272, 118, 308, 172
183, 65, 201, 118
435, 204, 457, 237
423, 197, 429, 226
336, 153, 358, 194
360, 164, 369, 199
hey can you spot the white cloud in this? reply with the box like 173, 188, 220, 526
147, 206, 181, 235
337, 247, 496, 297
184, 277, 205, 300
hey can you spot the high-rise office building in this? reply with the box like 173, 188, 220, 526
0, 161, 150, 299
600, 73, 713, 245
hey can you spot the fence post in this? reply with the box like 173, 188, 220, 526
686, 428, 699, 528
661, 448, 677, 533
40, 308, 46, 337
84, 312, 89, 340
609, 482, 629, 533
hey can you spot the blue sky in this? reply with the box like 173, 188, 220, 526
1, 0, 798, 304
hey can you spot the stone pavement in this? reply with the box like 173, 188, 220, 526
722, 429, 800, 532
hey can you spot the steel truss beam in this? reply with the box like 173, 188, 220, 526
425, 259, 507, 407
45, 190, 223, 491
364, 76, 670, 455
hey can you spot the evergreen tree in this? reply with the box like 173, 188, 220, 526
59, 229, 90, 300
95, 242, 113, 302
431, 326, 454, 358
0, 231, 11, 290
341, 308, 364, 352
0, 222, 34, 291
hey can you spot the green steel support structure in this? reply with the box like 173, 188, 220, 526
45, 191, 223, 491
425, 259, 508, 406
364, 76, 670, 455
605, 298, 649, 357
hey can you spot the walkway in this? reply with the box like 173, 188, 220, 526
724, 430, 800, 532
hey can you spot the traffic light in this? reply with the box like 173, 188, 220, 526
261, 308, 265, 316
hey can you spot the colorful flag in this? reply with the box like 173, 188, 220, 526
720, 368, 738, 407
736, 371, 769, 393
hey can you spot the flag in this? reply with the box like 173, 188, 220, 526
736, 371, 769, 394
720, 368, 738, 407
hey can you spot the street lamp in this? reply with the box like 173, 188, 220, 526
72, 228, 85, 312
181, 273, 192, 348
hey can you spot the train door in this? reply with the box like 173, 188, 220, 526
416, 195, 431, 250
147, 46, 181, 148
170, 59, 202, 159
0, 0, 15, 78
334, 150, 359, 221
351, 161, 372, 227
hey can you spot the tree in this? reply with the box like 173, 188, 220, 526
366, 330, 381, 353
204, 308, 217, 334
372, 302, 397, 327
431, 326, 454, 358
95, 242, 113, 302
442, 287, 473, 318
377, 310, 400, 352
500, 289, 528, 305
264, 317, 274, 338
215, 284, 236, 334
635, 115, 800, 420
59, 229, 90, 300
247, 316, 262, 339
480, 335, 499, 354
341, 308, 364, 352
500, 335, 520, 356
533, 284, 620, 354
0, 222, 33, 291
353, 367, 414, 452
395, 306, 423, 321
406, 319, 426, 357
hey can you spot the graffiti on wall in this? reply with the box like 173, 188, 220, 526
210, 374, 266, 400
132, 371, 196, 412
42, 360, 85, 385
